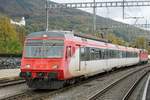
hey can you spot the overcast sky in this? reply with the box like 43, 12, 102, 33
50, 0, 150, 25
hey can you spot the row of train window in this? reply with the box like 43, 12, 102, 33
80, 47, 138, 61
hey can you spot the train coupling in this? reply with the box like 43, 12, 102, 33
19, 72, 32, 78
48, 72, 58, 79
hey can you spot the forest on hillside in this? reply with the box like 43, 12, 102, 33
0, 16, 149, 54
0, 0, 150, 54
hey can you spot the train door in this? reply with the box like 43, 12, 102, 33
75, 45, 80, 71
106, 49, 109, 70
80, 47, 86, 72
67, 45, 80, 71
66, 45, 86, 72
74, 45, 86, 72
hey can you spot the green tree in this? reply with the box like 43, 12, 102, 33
134, 36, 146, 49
16, 26, 26, 46
0, 16, 22, 53
106, 33, 127, 46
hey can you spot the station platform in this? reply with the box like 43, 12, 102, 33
0, 69, 20, 81
146, 82, 150, 100
142, 74, 150, 100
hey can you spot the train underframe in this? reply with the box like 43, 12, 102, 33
20, 71, 78, 89
21, 61, 148, 89
26, 78, 65, 89
25, 77, 80, 89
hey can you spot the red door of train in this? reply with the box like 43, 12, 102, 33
66, 45, 81, 71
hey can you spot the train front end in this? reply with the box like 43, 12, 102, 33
20, 31, 69, 89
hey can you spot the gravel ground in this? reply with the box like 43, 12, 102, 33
0, 83, 29, 99
127, 73, 149, 100
39, 65, 150, 100
96, 68, 148, 100
1, 65, 149, 100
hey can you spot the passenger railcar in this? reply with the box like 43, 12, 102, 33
20, 31, 148, 89
139, 49, 148, 64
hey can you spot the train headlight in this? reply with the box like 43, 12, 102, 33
43, 34, 47, 37
25, 64, 31, 68
52, 65, 58, 69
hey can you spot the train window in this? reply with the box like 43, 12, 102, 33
80, 47, 86, 61
90, 48, 95, 60
80, 47, 119, 60
133, 52, 138, 57
109, 50, 118, 58
81, 47, 85, 54
111, 50, 114, 58
66, 46, 71, 58
112, 50, 115, 58
119, 51, 122, 58
122, 51, 126, 58
25, 40, 64, 58
109, 50, 112, 59
131, 52, 133, 57
85, 47, 90, 61
107, 50, 110, 59
108, 50, 111, 58
115, 50, 118, 58
109, 50, 113, 58
95, 49, 100, 60
129, 52, 131, 57
104, 49, 108, 59
126, 52, 137, 58
101, 49, 105, 59
116, 50, 120, 58
115, 50, 117, 58
135, 53, 138, 57
80, 47, 91, 61
126, 52, 129, 57
99, 50, 102, 59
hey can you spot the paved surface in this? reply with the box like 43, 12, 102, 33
0, 69, 20, 80
0, 83, 28, 99
146, 81, 150, 100
142, 74, 150, 100
43, 66, 147, 100
145, 76, 150, 100
0, 69, 29, 100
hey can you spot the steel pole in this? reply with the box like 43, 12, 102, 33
123, 0, 125, 19
93, 0, 96, 32
46, 0, 49, 32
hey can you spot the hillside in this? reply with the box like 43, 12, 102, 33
0, 0, 149, 42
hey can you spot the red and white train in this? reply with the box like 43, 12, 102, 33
20, 31, 149, 89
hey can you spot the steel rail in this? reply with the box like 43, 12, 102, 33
122, 71, 149, 100
2, 64, 150, 100
0, 80, 25, 88
88, 65, 150, 100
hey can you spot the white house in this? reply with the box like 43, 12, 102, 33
10, 17, 26, 26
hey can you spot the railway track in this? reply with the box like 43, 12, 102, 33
1, 64, 150, 100
121, 72, 147, 100
88, 65, 150, 100
0, 79, 25, 88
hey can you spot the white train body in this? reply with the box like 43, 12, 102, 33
67, 33, 140, 77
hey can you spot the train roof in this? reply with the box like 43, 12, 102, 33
27, 31, 109, 43
27, 31, 66, 38
26, 31, 141, 52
